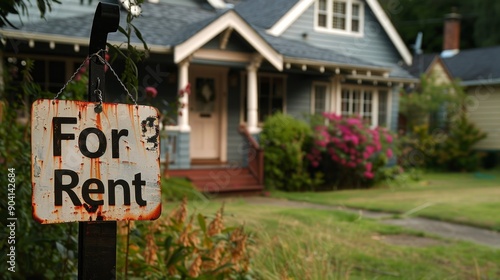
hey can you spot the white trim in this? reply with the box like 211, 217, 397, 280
174, 10, 283, 71
0, 30, 171, 53
313, 0, 365, 37
240, 72, 288, 125
193, 49, 253, 63
267, 0, 315, 36
365, 0, 412, 65
336, 84, 390, 127
285, 57, 390, 72
266, 0, 413, 65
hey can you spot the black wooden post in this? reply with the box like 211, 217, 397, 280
78, 3, 120, 280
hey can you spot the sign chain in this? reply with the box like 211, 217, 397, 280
53, 49, 138, 106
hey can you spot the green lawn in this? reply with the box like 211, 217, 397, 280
188, 199, 500, 279
272, 171, 500, 230
151, 175, 500, 279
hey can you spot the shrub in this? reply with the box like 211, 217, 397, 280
435, 114, 487, 171
118, 199, 257, 279
162, 177, 207, 202
260, 113, 322, 191
307, 113, 396, 189
399, 113, 487, 172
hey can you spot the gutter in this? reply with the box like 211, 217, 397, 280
461, 78, 500, 87
284, 57, 392, 73
0, 29, 172, 54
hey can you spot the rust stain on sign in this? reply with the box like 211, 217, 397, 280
31, 99, 161, 224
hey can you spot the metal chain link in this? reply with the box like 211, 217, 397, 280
53, 49, 138, 106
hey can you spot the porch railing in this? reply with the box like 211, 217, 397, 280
238, 125, 264, 185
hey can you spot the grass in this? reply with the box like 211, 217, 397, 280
271, 171, 500, 230
187, 198, 500, 279
152, 173, 500, 279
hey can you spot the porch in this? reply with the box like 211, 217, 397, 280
162, 125, 264, 194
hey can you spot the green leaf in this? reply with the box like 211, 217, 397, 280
132, 23, 149, 51
166, 247, 189, 267
117, 25, 128, 37
198, 213, 207, 233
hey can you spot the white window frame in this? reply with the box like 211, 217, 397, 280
336, 85, 391, 128
314, 0, 364, 37
311, 81, 331, 114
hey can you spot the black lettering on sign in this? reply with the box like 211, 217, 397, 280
54, 169, 81, 206
53, 117, 77, 156
82, 178, 105, 206
111, 129, 128, 158
79, 128, 107, 158
108, 179, 131, 205
132, 173, 147, 206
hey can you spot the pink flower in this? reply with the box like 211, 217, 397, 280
385, 134, 393, 143
365, 162, 372, 172
386, 149, 393, 158
347, 118, 362, 126
145, 86, 158, 98
364, 171, 374, 179
323, 112, 341, 121
311, 161, 319, 167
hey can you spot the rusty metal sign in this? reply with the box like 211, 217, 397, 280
31, 99, 161, 224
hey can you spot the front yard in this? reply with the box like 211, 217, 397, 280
130, 172, 500, 279
272, 171, 500, 230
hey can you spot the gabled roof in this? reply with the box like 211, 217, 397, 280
442, 46, 500, 85
172, 9, 283, 70
405, 53, 452, 81
234, 0, 300, 29
243, 0, 412, 66
0, 1, 416, 81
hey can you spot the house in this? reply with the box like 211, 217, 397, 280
401, 52, 454, 131
410, 12, 500, 162
0, 0, 417, 193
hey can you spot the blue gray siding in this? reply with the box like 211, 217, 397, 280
281, 4, 401, 65
390, 86, 399, 132
176, 132, 191, 169
162, 130, 190, 170
286, 73, 314, 119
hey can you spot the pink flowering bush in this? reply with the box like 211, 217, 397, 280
307, 113, 396, 188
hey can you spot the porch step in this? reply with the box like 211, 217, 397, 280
167, 168, 263, 194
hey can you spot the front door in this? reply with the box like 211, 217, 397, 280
189, 69, 221, 160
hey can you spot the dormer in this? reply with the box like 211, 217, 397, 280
315, 0, 364, 37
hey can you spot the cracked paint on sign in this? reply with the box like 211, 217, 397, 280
31, 99, 161, 224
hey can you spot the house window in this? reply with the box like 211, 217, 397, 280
378, 90, 389, 127
315, 0, 364, 35
311, 82, 330, 114
341, 89, 373, 122
259, 76, 285, 121
242, 74, 286, 123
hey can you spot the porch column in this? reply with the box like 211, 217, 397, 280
178, 58, 190, 132
246, 56, 262, 134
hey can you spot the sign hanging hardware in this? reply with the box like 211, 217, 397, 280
94, 77, 103, 113
52, 49, 138, 106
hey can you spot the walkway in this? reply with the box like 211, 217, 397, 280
241, 197, 500, 248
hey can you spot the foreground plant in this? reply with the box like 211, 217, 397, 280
119, 198, 257, 279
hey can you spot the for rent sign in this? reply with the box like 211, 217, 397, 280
31, 99, 161, 224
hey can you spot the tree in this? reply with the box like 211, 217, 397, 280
0, 0, 61, 27
379, 0, 500, 53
